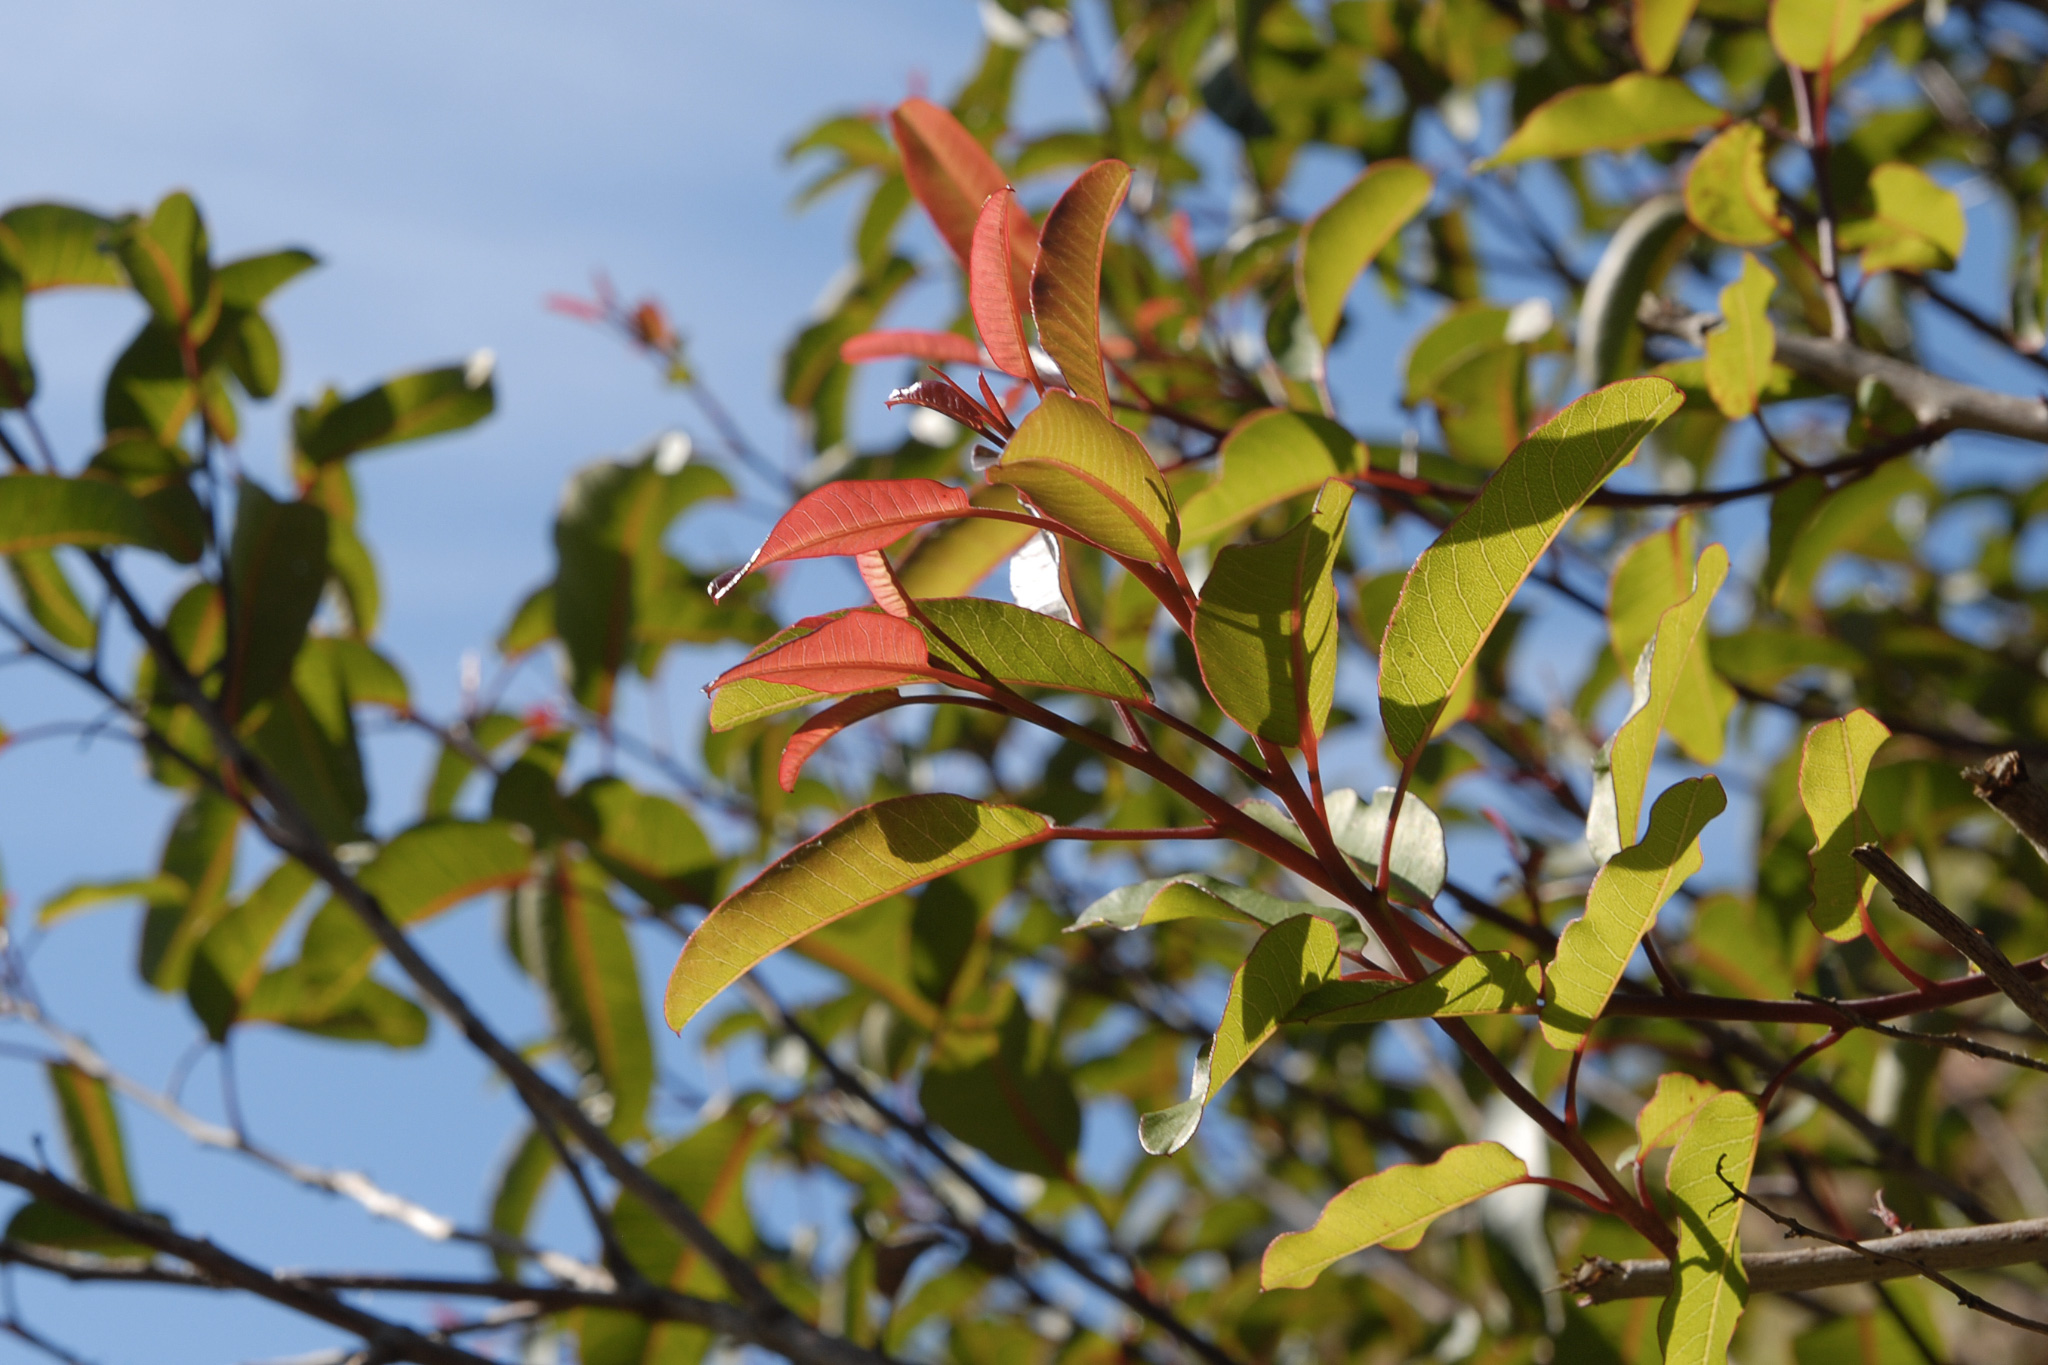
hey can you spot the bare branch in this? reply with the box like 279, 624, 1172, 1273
1852, 844, 2048, 1037
1965, 751, 2048, 867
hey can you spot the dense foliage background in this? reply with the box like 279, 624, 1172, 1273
7, 2, 2048, 1364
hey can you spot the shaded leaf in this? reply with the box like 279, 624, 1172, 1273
1658, 1092, 1762, 1365
1071, 875, 1360, 948
1287, 951, 1541, 1025
139, 793, 242, 992
295, 363, 495, 465
1839, 164, 1966, 274
1030, 160, 1131, 413
838, 329, 982, 366
664, 795, 1052, 1028
6, 549, 95, 650
1297, 161, 1434, 348
1261, 1143, 1528, 1289
991, 389, 1177, 560
780, 692, 903, 792
1177, 410, 1362, 545
1577, 196, 1692, 386
1685, 124, 1786, 247
1800, 709, 1890, 941
0, 473, 165, 557
187, 859, 320, 1040
1380, 379, 1681, 762
922, 1002, 1080, 1178
222, 481, 327, 722
896, 486, 1035, 597
1482, 76, 1724, 167
571, 777, 720, 910
1608, 519, 1735, 765
1325, 786, 1446, 904
487, 1128, 555, 1280
1544, 776, 1726, 1050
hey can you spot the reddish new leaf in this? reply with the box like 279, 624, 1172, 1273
779, 692, 904, 792
708, 610, 929, 693
891, 99, 1035, 298
885, 379, 1007, 441
857, 549, 912, 618
1031, 160, 1131, 414
971, 190, 1036, 383
839, 329, 983, 367
710, 479, 974, 599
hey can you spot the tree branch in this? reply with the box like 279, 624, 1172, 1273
1852, 844, 2048, 1037
1965, 751, 2048, 867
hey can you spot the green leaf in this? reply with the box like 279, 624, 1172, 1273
1634, 0, 1700, 72
1297, 161, 1434, 348
1769, 0, 1864, 71
1481, 76, 1723, 168
1543, 776, 1726, 1050
6, 549, 95, 650
113, 193, 215, 338
1261, 1143, 1528, 1289
664, 795, 1052, 1029
508, 854, 654, 1138
1141, 914, 1341, 1155
187, 859, 320, 1040
1325, 786, 1446, 904
294, 362, 495, 465
921, 1001, 1081, 1178
1839, 164, 1967, 274
896, 487, 1036, 597
1658, 1092, 1762, 1365
0, 474, 165, 556
1770, 460, 1931, 615
269, 977, 430, 1047
38, 873, 184, 929
1030, 160, 1131, 413
1607, 519, 1735, 765
1177, 410, 1363, 545
1379, 379, 1682, 763
919, 595, 1150, 701
991, 389, 1179, 561
216, 248, 317, 308
1704, 256, 1776, 419
1577, 196, 1692, 386
1071, 873, 1361, 945
1286, 951, 1541, 1025
486, 1128, 556, 1279
570, 776, 720, 910
1685, 124, 1786, 247
139, 793, 242, 992
1595, 544, 1729, 861
1636, 1072, 1720, 1155
1405, 303, 1510, 405
0, 204, 121, 290
3, 1201, 156, 1259
222, 481, 328, 722
0, 254, 28, 407
1194, 480, 1351, 748
46, 1064, 138, 1208
87, 435, 206, 565
1799, 709, 1890, 941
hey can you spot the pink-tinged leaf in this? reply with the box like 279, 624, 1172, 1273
1031, 161, 1132, 414
857, 549, 912, 618
839, 329, 983, 367
971, 190, 1036, 382
712, 479, 975, 599
885, 379, 1008, 441
708, 610, 930, 694
890, 99, 1036, 297
779, 692, 904, 792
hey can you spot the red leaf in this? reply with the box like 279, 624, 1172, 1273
857, 549, 912, 618
779, 692, 904, 792
1031, 161, 1132, 414
885, 379, 1005, 440
891, 99, 1035, 295
840, 329, 983, 367
712, 479, 975, 599
971, 190, 1036, 383
710, 610, 930, 693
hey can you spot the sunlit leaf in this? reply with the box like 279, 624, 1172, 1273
664, 795, 1053, 1028
1324, 786, 1446, 904
1634, 0, 1699, 72
1839, 163, 1966, 274
46, 1064, 137, 1207
919, 595, 1150, 700
1481, 76, 1723, 168
1544, 776, 1726, 1050
1800, 709, 1890, 941
1194, 480, 1351, 747
1636, 1072, 1720, 1155
1141, 914, 1340, 1154
709, 609, 930, 694
896, 486, 1035, 597
294, 362, 496, 465
571, 777, 720, 910
6, 549, 95, 650
0, 473, 165, 557
1685, 124, 1786, 247
1704, 256, 1776, 419
1608, 520, 1734, 765
1030, 160, 1131, 413
1176, 410, 1362, 544
970, 188, 1036, 380
713, 477, 974, 598
1287, 951, 1540, 1025
780, 692, 903, 792
140, 793, 242, 993
0, 203, 121, 290
1659, 1092, 1762, 1365
990, 389, 1177, 560
1071, 875, 1359, 945
113, 192, 214, 338
891, 97, 1034, 296
1769, 0, 1864, 72
1261, 1143, 1528, 1289
187, 859, 320, 1040
1380, 379, 1681, 763
838, 329, 982, 366
1297, 161, 1433, 348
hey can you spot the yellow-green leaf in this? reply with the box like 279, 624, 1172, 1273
1685, 124, 1786, 247
1380, 379, 1681, 763
664, 795, 1052, 1029
1261, 1143, 1528, 1289
47, 1064, 136, 1208
1769, 0, 1864, 71
896, 486, 1035, 597
1598, 544, 1729, 859
1194, 480, 1352, 747
1177, 410, 1362, 545
1800, 709, 1890, 940
1634, 0, 1700, 72
1577, 196, 1692, 386
1544, 776, 1726, 1050
6, 549, 95, 650
1607, 519, 1734, 765
1030, 160, 1131, 414
1658, 1092, 1762, 1365
1704, 256, 1776, 419
1288, 950, 1541, 1025
1481, 76, 1724, 168
991, 389, 1178, 561
1297, 161, 1434, 347
1636, 1072, 1720, 1155
0, 473, 164, 556
295, 362, 496, 465
0, 204, 122, 291
1141, 914, 1340, 1155
919, 595, 1150, 701
1839, 163, 1967, 274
